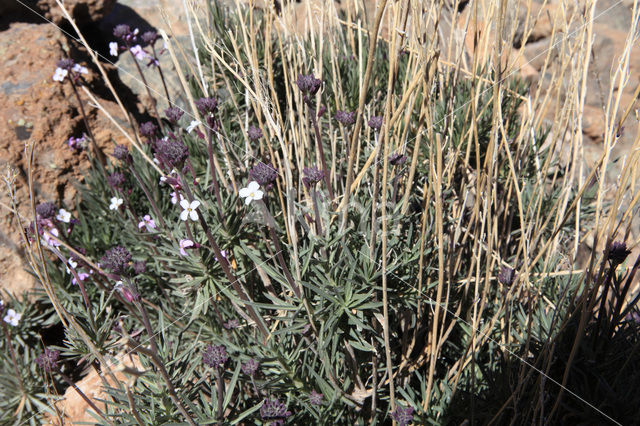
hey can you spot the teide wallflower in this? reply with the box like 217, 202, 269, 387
180, 199, 200, 221
109, 41, 119, 56
130, 45, 147, 61
3, 309, 22, 327
52, 67, 68, 82
260, 398, 291, 425
179, 239, 194, 256
186, 120, 201, 133
138, 214, 156, 231
109, 197, 123, 210
239, 181, 263, 205
56, 208, 71, 223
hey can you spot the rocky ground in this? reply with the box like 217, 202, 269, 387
0, 0, 638, 422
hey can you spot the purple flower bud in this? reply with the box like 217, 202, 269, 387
368, 115, 383, 130
608, 241, 632, 265
107, 172, 126, 189
296, 74, 322, 95
112, 144, 132, 162
317, 105, 327, 117
498, 266, 516, 286
120, 285, 140, 303
154, 138, 189, 168
202, 344, 228, 368
390, 406, 414, 426
389, 152, 408, 166
139, 121, 157, 138
241, 358, 259, 376
164, 107, 184, 124
36, 202, 57, 219
195, 97, 218, 115
141, 30, 158, 45
250, 162, 278, 187
302, 167, 324, 188
132, 261, 146, 275
309, 390, 323, 405
101, 246, 131, 274
260, 398, 292, 425
57, 58, 75, 70
335, 110, 356, 126
247, 125, 263, 141
36, 348, 61, 373
223, 319, 239, 329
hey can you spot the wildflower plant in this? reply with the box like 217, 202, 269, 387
6, 0, 640, 425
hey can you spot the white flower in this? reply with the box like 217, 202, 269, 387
130, 45, 147, 61
3, 309, 21, 327
56, 208, 71, 223
72, 64, 88, 74
180, 199, 200, 221
239, 181, 263, 205
186, 120, 201, 133
66, 258, 78, 274
109, 41, 119, 56
109, 197, 123, 210
133, 28, 139, 35
52, 67, 68, 82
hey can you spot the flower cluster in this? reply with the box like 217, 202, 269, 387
335, 110, 356, 126
154, 138, 189, 168
296, 74, 322, 95
249, 162, 278, 187
302, 167, 324, 188
248, 125, 263, 141
608, 241, 632, 265
389, 152, 408, 166
52, 58, 88, 83
498, 266, 516, 286
101, 246, 132, 275
368, 115, 383, 130
241, 358, 259, 376
202, 344, 228, 368
36, 348, 60, 373
390, 406, 414, 426
68, 135, 88, 150
260, 398, 292, 425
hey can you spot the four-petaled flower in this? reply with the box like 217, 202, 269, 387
72, 272, 90, 286
109, 197, 124, 210
53, 67, 68, 82
3, 309, 22, 327
109, 41, 119, 56
56, 208, 71, 223
72, 64, 89, 74
43, 228, 61, 247
66, 258, 78, 273
186, 120, 201, 133
130, 45, 147, 61
180, 199, 200, 221
179, 239, 194, 256
138, 214, 156, 231
239, 181, 263, 205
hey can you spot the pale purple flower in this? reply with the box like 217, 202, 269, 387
68, 135, 87, 150
202, 344, 228, 368
239, 181, 263, 205
241, 358, 259, 376
170, 191, 184, 205
179, 239, 194, 256
72, 272, 90, 286
186, 120, 201, 133
43, 228, 61, 247
72, 64, 88, 74
130, 45, 147, 61
36, 348, 60, 372
390, 406, 414, 426
309, 390, 323, 405
3, 309, 21, 327
109, 41, 119, 56
52, 67, 68, 82
180, 199, 200, 221
138, 214, 156, 231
